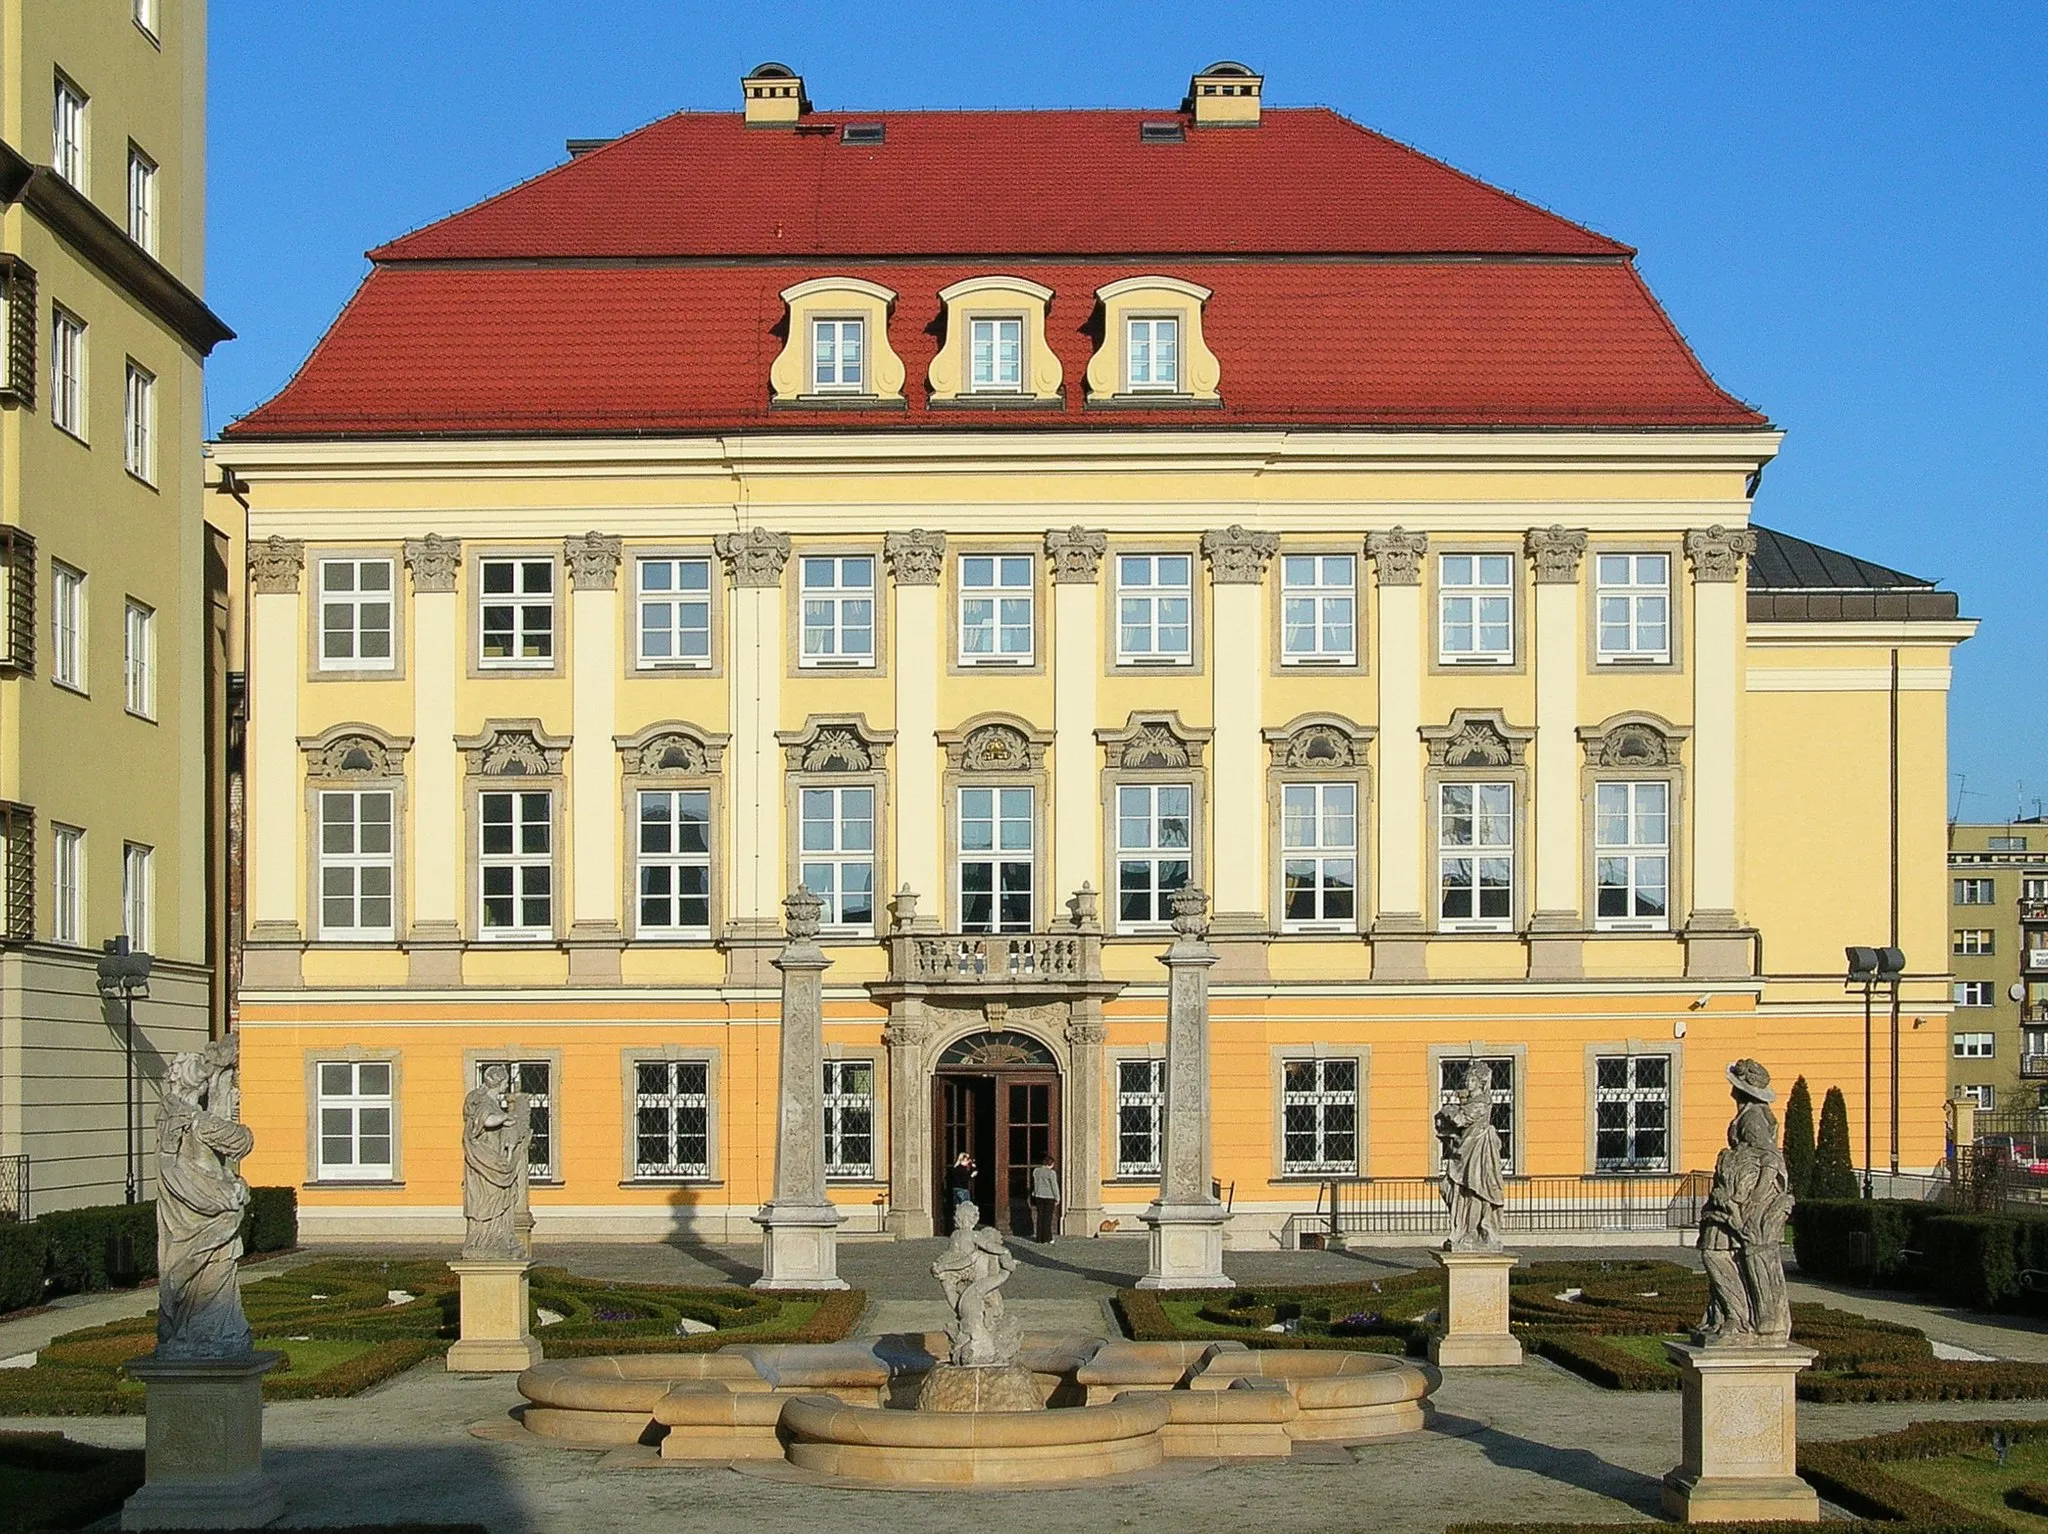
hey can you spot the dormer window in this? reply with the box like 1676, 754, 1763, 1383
770, 278, 904, 406
1086, 277, 1220, 406
1126, 317, 1180, 392
928, 278, 1061, 407
969, 318, 1023, 392
811, 318, 865, 393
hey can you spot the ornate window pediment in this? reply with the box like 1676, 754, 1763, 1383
778, 714, 895, 774
615, 721, 730, 778
456, 720, 570, 777
940, 714, 1052, 773
1421, 709, 1534, 768
1577, 713, 1689, 769
1096, 711, 1212, 771
1263, 715, 1373, 771
300, 723, 412, 778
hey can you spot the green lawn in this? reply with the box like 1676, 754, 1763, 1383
1602, 1332, 1684, 1371
1880, 1438, 2048, 1532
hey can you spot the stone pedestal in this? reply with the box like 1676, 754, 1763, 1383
753, 1202, 849, 1290
1136, 1201, 1230, 1290
1430, 1250, 1523, 1367
446, 1259, 542, 1372
1661, 1342, 1818, 1523
121, 1351, 283, 1530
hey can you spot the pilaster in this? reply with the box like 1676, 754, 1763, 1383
716, 528, 791, 973
1527, 525, 1587, 980
402, 536, 462, 981
886, 531, 944, 910
566, 533, 623, 982
1366, 529, 1427, 981
1203, 525, 1278, 977
1682, 526, 1757, 978
1048, 527, 1105, 907
246, 539, 303, 961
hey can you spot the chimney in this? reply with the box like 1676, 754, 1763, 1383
1185, 61, 1262, 127
742, 62, 809, 127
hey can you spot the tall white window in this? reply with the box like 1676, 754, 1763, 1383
123, 363, 154, 482
959, 555, 1033, 663
634, 1059, 709, 1178
478, 557, 554, 667
316, 1061, 393, 1180
1281, 782, 1356, 929
121, 842, 151, 947
1954, 982, 1995, 1008
799, 555, 874, 665
799, 785, 875, 930
1439, 1057, 1516, 1172
52, 824, 83, 945
52, 76, 87, 191
1596, 554, 1670, 663
2027, 876, 2048, 901
1438, 782, 1513, 930
1954, 930, 1995, 955
636, 789, 711, 935
1954, 878, 1997, 905
318, 558, 395, 670
122, 600, 153, 717
1593, 782, 1669, 930
1281, 554, 1355, 664
1953, 1032, 1995, 1058
959, 786, 1032, 933
1116, 1058, 1166, 1177
811, 318, 865, 393
1280, 1058, 1359, 1175
51, 563, 85, 690
318, 790, 394, 940
636, 557, 711, 668
476, 1060, 552, 1176
822, 1059, 875, 1179
52, 309, 86, 440
1439, 553, 1514, 664
127, 146, 157, 255
968, 317, 1022, 391
1115, 782, 1191, 928
1126, 316, 1180, 391
479, 790, 552, 938
1594, 1055, 1670, 1172
1116, 553, 1192, 664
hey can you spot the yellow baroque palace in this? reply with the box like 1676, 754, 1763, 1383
214, 64, 1971, 1244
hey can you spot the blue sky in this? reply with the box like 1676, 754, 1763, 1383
206, 2, 2044, 814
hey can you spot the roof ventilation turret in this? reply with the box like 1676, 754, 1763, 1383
1184, 60, 1262, 127
742, 62, 809, 127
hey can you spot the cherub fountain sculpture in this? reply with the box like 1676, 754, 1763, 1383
915, 1203, 1042, 1412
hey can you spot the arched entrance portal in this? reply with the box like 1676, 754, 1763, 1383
933, 1031, 1060, 1235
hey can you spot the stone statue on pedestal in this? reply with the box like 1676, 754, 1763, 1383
1436, 1078, 1505, 1252
1695, 1058, 1793, 1346
155, 1038, 255, 1361
462, 1064, 533, 1260
931, 1202, 1022, 1368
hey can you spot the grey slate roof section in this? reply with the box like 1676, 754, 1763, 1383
1746, 525, 1960, 622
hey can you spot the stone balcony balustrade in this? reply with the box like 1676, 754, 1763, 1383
878, 885, 1106, 989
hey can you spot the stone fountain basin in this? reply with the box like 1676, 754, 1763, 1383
780, 1390, 1173, 1486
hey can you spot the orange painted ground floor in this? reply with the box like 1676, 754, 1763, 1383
236, 984, 1951, 1244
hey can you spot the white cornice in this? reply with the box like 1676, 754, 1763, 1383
1746, 620, 1978, 646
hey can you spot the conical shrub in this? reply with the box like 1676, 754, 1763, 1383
1812, 1085, 1861, 1199
1782, 1075, 1817, 1197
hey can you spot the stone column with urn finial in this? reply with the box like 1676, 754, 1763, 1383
1137, 887, 1230, 1289
753, 888, 849, 1289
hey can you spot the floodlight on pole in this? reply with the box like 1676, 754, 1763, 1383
1844, 946, 1905, 1200
96, 935, 154, 1205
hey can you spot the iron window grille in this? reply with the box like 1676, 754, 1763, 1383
1439, 1056, 1517, 1173
0, 258, 36, 408
477, 1059, 552, 1176
1116, 1057, 1166, 1177
1281, 1057, 1359, 1175
0, 802, 34, 941
1594, 1055, 1671, 1172
0, 526, 35, 675
634, 1059, 709, 1178
822, 1059, 875, 1179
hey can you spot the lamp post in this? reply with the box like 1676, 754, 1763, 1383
1845, 946, 1905, 1200
96, 936, 154, 1204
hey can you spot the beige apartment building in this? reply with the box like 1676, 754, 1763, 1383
1948, 818, 2048, 1113
0, 0, 232, 1214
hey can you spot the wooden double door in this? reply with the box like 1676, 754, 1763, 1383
934, 1070, 1060, 1234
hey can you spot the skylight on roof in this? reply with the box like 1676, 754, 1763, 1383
1139, 121, 1185, 144
842, 123, 885, 145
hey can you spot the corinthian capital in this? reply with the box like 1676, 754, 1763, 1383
1200, 524, 1280, 584
1524, 525, 1588, 583
249, 536, 305, 594
713, 527, 793, 588
1045, 526, 1108, 584
1365, 527, 1428, 586
564, 531, 623, 590
1683, 524, 1758, 583
402, 534, 461, 593
883, 529, 946, 586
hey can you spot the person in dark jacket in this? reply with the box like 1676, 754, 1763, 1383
946, 1152, 977, 1231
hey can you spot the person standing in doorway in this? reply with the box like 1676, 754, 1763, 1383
946, 1152, 977, 1231
1030, 1153, 1060, 1244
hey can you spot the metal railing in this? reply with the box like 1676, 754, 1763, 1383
0, 1154, 25, 1222
1320, 1171, 1709, 1237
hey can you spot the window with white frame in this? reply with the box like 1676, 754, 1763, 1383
633, 1059, 710, 1177
1438, 781, 1513, 930
51, 563, 84, 690
823, 1059, 875, 1179
1281, 554, 1355, 664
799, 555, 874, 666
1954, 981, 1995, 1008
1594, 1055, 1670, 1172
479, 790, 552, 938
51, 309, 85, 440
318, 790, 394, 940
478, 557, 554, 667
1125, 316, 1180, 391
1116, 553, 1192, 664
1953, 1032, 1995, 1058
121, 841, 150, 948
1439, 1056, 1517, 1172
127, 145, 157, 255
1594, 781, 1669, 929
959, 554, 1033, 663
799, 785, 875, 930
635, 557, 711, 668
2026, 876, 2048, 901
636, 789, 711, 935
1954, 878, 1997, 905
316, 1061, 393, 1180
52, 823, 83, 945
811, 317, 865, 393
1281, 1058, 1359, 1175
122, 362, 154, 482
318, 558, 394, 670
1954, 929, 1995, 955
959, 786, 1032, 933
1595, 554, 1671, 663
1116, 1058, 1166, 1177
52, 76, 86, 191
1961, 1084, 1995, 1110
1116, 782, 1192, 928
1438, 553, 1514, 664
476, 1060, 552, 1176
122, 599, 153, 717
968, 316, 1022, 390
1281, 782, 1356, 929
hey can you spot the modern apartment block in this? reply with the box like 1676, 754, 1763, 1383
1948, 818, 2048, 1111
0, 0, 233, 1213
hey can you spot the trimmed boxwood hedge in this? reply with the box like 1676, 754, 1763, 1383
1794, 1198, 2048, 1316
0, 1430, 143, 1533
1796, 1417, 2048, 1526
